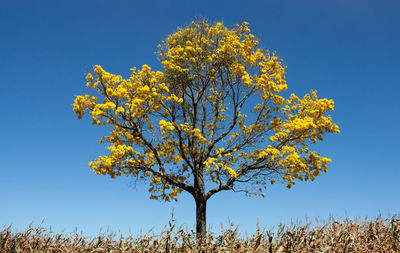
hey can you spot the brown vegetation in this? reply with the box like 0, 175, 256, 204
1, 214, 399, 252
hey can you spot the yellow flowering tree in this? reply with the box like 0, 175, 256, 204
73, 20, 339, 239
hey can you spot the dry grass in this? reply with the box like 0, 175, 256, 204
1, 214, 399, 252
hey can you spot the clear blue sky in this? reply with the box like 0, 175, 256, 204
1, 0, 399, 238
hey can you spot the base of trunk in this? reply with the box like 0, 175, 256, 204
195, 195, 207, 240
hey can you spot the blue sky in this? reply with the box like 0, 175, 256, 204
1, 0, 399, 238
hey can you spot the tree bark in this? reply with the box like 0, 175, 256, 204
193, 161, 206, 241
195, 194, 207, 241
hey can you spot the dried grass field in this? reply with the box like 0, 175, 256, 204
1, 215, 399, 252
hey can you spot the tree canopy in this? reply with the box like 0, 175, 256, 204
73, 19, 340, 238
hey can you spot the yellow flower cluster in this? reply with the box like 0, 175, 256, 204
159, 119, 175, 132
203, 156, 238, 178
89, 144, 133, 178
191, 128, 207, 144
268, 90, 340, 147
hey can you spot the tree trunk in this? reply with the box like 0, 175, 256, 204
195, 194, 207, 241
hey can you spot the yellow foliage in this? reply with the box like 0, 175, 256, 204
73, 19, 339, 201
